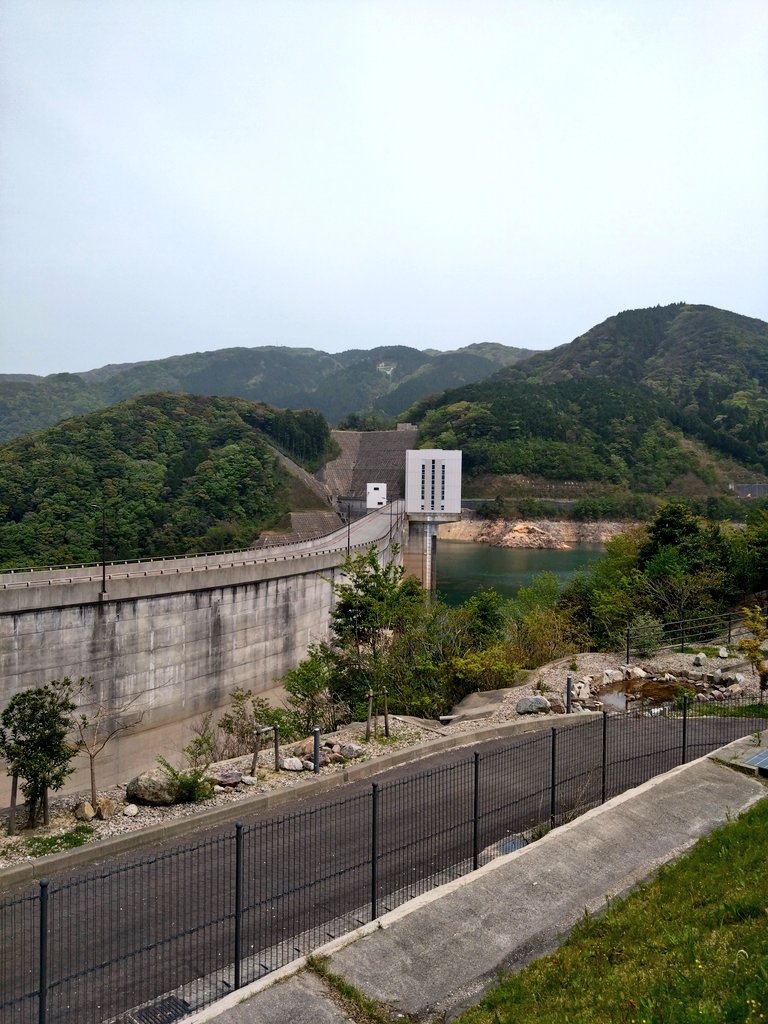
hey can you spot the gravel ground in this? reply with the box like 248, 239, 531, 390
0, 650, 761, 870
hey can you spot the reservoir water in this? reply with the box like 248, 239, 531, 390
435, 540, 604, 605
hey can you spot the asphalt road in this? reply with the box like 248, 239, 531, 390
1, 709, 762, 1024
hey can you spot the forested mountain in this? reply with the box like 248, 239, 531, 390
408, 304, 768, 487
0, 342, 533, 442
513, 304, 768, 469
0, 393, 334, 570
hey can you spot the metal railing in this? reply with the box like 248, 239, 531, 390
624, 609, 757, 662
1, 695, 765, 1024
0, 503, 407, 591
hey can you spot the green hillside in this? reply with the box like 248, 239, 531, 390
0, 342, 533, 442
409, 304, 768, 488
0, 393, 334, 570
514, 303, 768, 469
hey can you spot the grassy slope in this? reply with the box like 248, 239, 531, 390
457, 796, 768, 1024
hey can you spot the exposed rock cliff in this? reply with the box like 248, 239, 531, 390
437, 514, 635, 549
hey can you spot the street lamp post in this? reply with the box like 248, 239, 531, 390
88, 502, 107, 596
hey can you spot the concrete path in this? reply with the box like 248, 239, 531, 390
187, 734, 767, 1024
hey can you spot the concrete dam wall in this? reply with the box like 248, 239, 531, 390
0, 505, 406, 802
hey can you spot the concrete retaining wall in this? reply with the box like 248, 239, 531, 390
0, 507, 406, 802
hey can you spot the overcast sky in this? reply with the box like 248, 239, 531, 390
1, 0, 767, 377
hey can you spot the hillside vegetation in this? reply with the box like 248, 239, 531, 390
409, 304, 768, 490
0, 342, 533, 442
0, 393, 334, 570
457, 798, 768, 1024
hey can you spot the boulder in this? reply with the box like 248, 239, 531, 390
240, 775, 259, 786
207, 769, 242, 788
718, 647, 729, 659
95, 796, 118, 821
721, 673, 746, 687
516, 695, 551, 715
340, 743, 365, 759
574, 680, 591, 700
302, 752, 331, 770
693, 652, 707, 666
126, 768, 179, 806
279, 756, 304, 772
625, 667, 648, 680
123, 803, 139, 817
74, 801, 96, 821
548, 696, 566, 714
602, 670, 623, 686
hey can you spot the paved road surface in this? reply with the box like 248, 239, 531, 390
2, 710, 761, 1024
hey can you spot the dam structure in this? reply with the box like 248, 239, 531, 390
0, 503, 406, 800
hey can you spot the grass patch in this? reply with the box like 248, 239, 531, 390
354, 731, 400, 747
455, 799, 768, 1024
694, 703, 768, 719
23, 823, 95, 857
678, 646, 732, 657
306, 954, 413, 1024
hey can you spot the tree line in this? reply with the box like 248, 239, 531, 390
0, 392, 334, 569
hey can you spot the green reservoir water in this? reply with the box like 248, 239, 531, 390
435, 540, 604, 605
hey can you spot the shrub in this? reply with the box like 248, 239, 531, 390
448, 647, 519, 705
218, 688, 295, 756
282, 648, 351, 736
627, 612, 666, 657
157, 757, 213, 803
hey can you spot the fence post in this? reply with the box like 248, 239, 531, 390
626, 628, 630, 665
566, 675, 573, 714
273, 724, 280, 772
234, 823, 243, 990
9, 772, 18, 835
601, 711, 608, 804
38, 878, 48, 1024
371, 783, 379, 921
681, 695, 689, 765
727, 613, 732, 645
313, 726, 321, 774
472, 751, 480, 870
680, 618, 686, 654
549, 728, 557, 831
383, 687, 390, 738
366, 690, 374, 742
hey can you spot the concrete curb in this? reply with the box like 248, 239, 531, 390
0, 711, 594, 891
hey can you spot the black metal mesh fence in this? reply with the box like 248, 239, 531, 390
2, 695, 765, 1024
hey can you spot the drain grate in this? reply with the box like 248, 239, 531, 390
131, 995, 190, 1024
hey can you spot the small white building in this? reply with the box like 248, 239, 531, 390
366, 483, 387, 509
